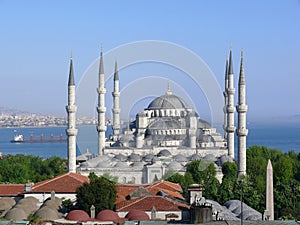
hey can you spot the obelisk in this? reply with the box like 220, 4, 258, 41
266, 159, 274, 220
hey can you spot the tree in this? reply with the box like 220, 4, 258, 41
186, 160, 219, 200
0, 154, 67, 183
76, 175, 116, 214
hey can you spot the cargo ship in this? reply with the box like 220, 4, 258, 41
11, 133, 67, 143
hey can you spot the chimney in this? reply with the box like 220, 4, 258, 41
90, 205, 95, 219
188, 184, 203, 205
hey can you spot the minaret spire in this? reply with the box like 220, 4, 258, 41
112, 59, 121, 137
166, 80, 172, 96
226, 47, 236, 159
66, 54, 78, 173
237, 50, 248, 176
223, 55, 229, 139
96, 48, 107, 155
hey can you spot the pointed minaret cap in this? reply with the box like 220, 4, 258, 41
225, 54, 229, 80
228, 45, 234, 75
114, 59, 119, 81
239, 50, 245, 85
166, 80, 172, 96
99, 47, 104, 75
68, 52, 75, 86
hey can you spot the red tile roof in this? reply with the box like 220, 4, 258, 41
116, 196, 189, 212
0, 184, 24, 196
116, 180, 184, 203
30, 172, 89, 193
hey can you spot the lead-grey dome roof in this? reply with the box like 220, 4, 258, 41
147, 94, 190, 109
157, 149, 171, 157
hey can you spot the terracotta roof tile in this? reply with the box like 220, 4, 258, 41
30, 172, 89, 193
0, 184, 24, 196
116, 196, 189, 212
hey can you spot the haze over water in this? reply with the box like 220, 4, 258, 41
0, 123, 299, 159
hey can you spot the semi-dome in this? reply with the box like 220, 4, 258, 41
66, 210, 90, 222
147, 94, 190, 110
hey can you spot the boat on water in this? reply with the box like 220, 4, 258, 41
10, 132, 67, 143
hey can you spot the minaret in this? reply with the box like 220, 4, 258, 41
112, 60, 120, 136
223, 56, 229, 139
66, 53, 78, 173
226, 48, 236, 158
237, 51, 248, 176
96, 49, 106, 155
266, 159, 274, 220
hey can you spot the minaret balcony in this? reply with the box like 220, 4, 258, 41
97, 106, 106, 113
112, 92, 120, 97
236, 128, 248, 136
227, 88, 235, 95
97, 88, 106, 94
226, 126, 236, 132
112, 108, 120, 113
97, 125, 107, 132
66, 105, 77, 113
236, 105, 248, 113
226, 106, 235, 113
66, 128, 78, 136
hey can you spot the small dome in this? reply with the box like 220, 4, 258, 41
147, 94, 190, 109
173, 154, 187, 162
35, 206, 62, 220
66, 210, 90, 222
5, 207, 27, 220
43, 199, 62, 210
128, 153, 141, 162
203, 154, 217, 162
96, 210, 120, 222
224, 200, 241, 211
219, 154, 233, 165
97, 160, 112, 168
157, 149, 171, 157
189, 154, 201, 161
114, 154, 127, 162
151, 156, 159, 163
114, 161, 129, 168
125, 209, 150, 221
142, 154, 154, 162
167, 161, 183, 170
0, 197, 16, 210
14, 204, 36, 214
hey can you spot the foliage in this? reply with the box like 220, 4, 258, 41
165, 146, 300, 220
0, 154, 67, 183
246, 146, 300, 219
61, 198, 74, 213
101, 172, 119, 183
76, 175, 116, 214
27, 213, 40, 225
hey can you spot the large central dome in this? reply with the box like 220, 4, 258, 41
147, 94, 190, 110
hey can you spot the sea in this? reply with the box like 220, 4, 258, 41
0, 123, 299, 159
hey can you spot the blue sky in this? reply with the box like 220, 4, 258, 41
0, 0, 299, 123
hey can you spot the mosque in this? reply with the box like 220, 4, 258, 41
65, 48, 248, 184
